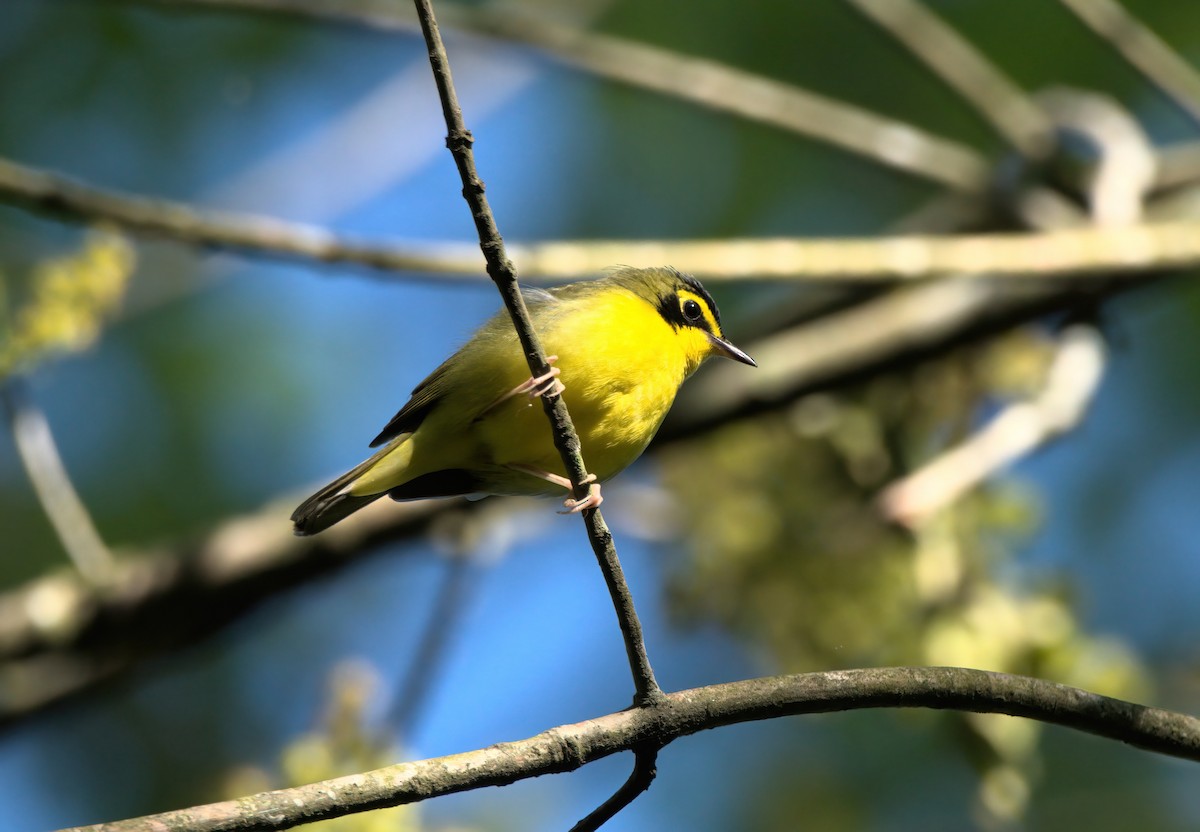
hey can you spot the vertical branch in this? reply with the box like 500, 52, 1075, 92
410, 0, 662, 706
384, 553, 479, 741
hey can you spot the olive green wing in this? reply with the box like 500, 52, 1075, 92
368, 287, 570, 448
368, 357, 457, 447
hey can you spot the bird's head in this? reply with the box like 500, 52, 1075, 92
614, 266, 756, 373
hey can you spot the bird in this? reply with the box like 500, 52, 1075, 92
291, 266, 756, 535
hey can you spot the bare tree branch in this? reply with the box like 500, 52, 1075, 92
845, 0, 1053, 158
516, 221, 1200, 280
669, 277, 1123, 439
1034, 87, 1157, 226
878, 323, 1107, 526
570, 746, 659, 832
59, 667, 1200, 832
0, 496, 449, 724
111, 0, 991, 191
9, 156, 1200, 282
1056, 0, 1200, 130
0, 157, 486, 280
2, 380, 115, 584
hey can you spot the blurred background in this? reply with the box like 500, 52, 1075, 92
2, 0, 1200, 829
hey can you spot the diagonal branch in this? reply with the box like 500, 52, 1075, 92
59, 667, 1200, 832
111, 0, 990, 191
0, 157, 485, 279
410, 0, 661, 706
569, 745, 659, 832
878, 323, 1107, 526
0, 496, 448, 725
1056, 0, 1200, 130
846, 0, 1053, 158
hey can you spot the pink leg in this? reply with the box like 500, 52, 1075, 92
506, 464, 602, 513
481, 356, 564, 416
559, 482, 603, 514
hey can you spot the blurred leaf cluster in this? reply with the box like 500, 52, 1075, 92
659, 326, 1149, 824
0, 230, 133, 379
223, 661, 431, 832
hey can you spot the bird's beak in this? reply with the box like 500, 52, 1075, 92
707, 332, 757, 367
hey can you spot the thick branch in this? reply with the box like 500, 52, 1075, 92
0, 497, 446, 725
668, 277, 1124, 439
60, 667, 1200, 832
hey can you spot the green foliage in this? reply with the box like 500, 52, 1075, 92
224, 661, 425, 832
659, 329, 1150, 824
0, 230, 133, 379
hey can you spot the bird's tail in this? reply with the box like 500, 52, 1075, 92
291, 445, 398, 536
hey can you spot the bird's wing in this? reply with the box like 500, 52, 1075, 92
368, 358, 456, 447
369, 287, 570, 448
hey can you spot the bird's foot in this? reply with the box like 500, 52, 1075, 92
517, 355, 562, 399
527, 365, 565, 400
505, 464, 600, 513
482, 356, 564, 416
559, 478, 602, 514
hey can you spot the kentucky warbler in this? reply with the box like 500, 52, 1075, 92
292, 266, 755, 535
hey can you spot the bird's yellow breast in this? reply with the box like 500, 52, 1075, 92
477, 286, 709, 488
351, 284, 715, 498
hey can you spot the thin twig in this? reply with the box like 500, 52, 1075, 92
570, 746, 659, 832
59, 667, 1200, 832
410, 0, 661, 705
878, 324, 1107, 526
383, 552, 478, 741
1, 379, 114, 584
9, 155, 1200, 281
110, 0, 990, 191
845, 0, 1053, 158
1056, 0, 1200, 130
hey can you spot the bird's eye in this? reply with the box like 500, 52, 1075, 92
681, 298, 703, 323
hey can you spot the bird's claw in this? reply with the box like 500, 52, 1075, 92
528, 367, 565, 400
483, 356, 565, 417
558, 478, 602, 514
516, 356, 564, 400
